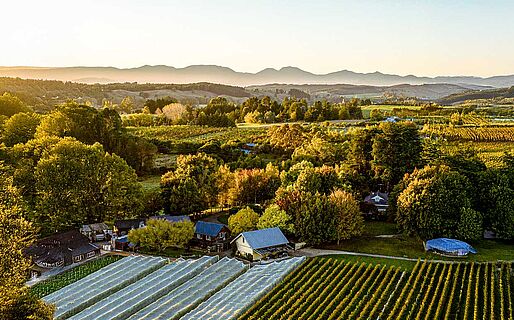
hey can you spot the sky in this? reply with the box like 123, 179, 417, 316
2, 0, 514, 77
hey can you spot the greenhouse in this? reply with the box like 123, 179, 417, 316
68, 255, 217, 320
425, 238, 477, 256
181, 257, 305, 320
128, 257, 247, 320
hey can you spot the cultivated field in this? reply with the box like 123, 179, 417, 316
43, 255, 304, 320
240, 257, 514, 320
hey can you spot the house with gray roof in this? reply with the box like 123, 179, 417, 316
231, 227, 290, 261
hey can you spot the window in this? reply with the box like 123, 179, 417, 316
87, 251, 95, 258
206, 236, 212, 241
196, 234, 202, 239
73, 255, 83, 263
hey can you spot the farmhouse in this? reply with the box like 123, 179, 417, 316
231, 227, 290, 261
363, 191, 389, 216
113, 219, 145, 236
80, 222, 111, 242
194, 221, 230, 251
25, 230, 100, 276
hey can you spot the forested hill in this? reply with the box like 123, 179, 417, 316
0, 77, 250, 111
438, 86, 514, 105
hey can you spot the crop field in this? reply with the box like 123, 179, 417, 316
127, 125, 265, 149
423, 124, 514, 142
240, 258, 514, 320
43, 255, 303, 320
30, 255, 122, 298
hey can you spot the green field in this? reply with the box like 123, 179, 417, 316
360, 104, 423, 118
240, 258, 514, 320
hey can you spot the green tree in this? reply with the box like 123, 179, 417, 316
227, 164, 280, 206
0, 173, 54, 319
1, 112, 41, 146
0, 92, 32, 117
395, 165, 477, 239
329, 189, 364, 243
369, 108, 384, 121
372, 121, 422, 190
34, 138, 143, 232
128, 219, 194, 252
161, 153, 218, 215
457, 207, 483, 241
257, 204, 294, 235
228, 207, 259, 234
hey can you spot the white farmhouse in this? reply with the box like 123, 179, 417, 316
231, 227, 290, 261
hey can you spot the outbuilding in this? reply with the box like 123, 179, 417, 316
231, 227, 290, 261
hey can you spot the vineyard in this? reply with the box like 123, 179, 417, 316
127, 125, 265, 153
423, 124, 514, 142
240, 258, 514, 320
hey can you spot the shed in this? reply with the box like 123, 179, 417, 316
363, 191, 389, 215
231, 227, 290, 261
425, 238, 477, 256
80, 222, 111, 242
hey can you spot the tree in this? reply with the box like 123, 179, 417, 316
292, 136, 347, 165
34, 138, 143, 232
457, 207, 483, 241
294, 192, 338, 245
227, 164, 280, 206
228, 207, 259, 234
395, 165, 478, 239
372, 121, 422, 190
1, 112, 40, 146
369, 109, 384, 121
329, 189, 364, 243
128, 219, 194, 252
0, 92, 32, 117
161, 153, 218, 215
0, 173, 54, 319
257, 204, 294, 235
118, 96, 135, 114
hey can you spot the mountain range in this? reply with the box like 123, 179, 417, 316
1, 65, 514, 88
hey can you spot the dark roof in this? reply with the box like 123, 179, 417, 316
425, 238, 477, 255
25, 230, 99, 265
232, 227, 289, 250
82, 222, 110, 233
148, 215, 191, 223
195, 221, 226, 237
114, 219, 145, 230
364, 191, 389, 205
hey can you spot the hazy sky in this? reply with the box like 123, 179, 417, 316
3, 0, 514, 77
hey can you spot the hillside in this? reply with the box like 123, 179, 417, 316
1, 65, 514, 87
438, 86, 514, 105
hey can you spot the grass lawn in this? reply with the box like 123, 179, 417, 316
322, 254, 418, 271
138, 175, 161, 191
322, 221, 514, 263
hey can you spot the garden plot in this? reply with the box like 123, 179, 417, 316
128, 257, 248, 320
45, 255, 167, 320
182, 257, 306, 320
68, 255, 217, 320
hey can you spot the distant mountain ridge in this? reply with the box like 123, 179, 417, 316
0, 65, 513, 87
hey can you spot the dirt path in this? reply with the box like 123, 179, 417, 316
295, 247, 451, 263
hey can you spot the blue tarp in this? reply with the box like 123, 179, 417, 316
425, 238, 477, 256
195, 221, 226, 237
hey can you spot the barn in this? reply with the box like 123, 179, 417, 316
231, 227, 290, 261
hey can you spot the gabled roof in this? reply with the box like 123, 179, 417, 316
231, 227, 289, 250
25, 230, 99, 265
114, 219, 145, 230
82, 222, 110, 233
364, 191, 389, 205
195, 221, 226, 237
149, 215, 191, 223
